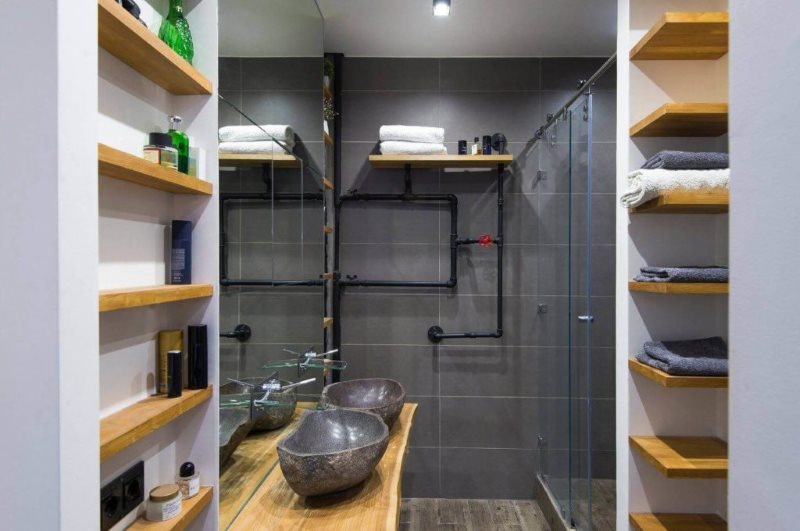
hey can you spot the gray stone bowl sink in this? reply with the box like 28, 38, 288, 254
320, 378, 406, 428
219, 408, 253, 466
220, 378, 297, 432
277, 408, 389, 497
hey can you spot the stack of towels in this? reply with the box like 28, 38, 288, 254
636, 336, 728, 376
620, 150, 729, 208
379, 125, 447, 155
218, 124, 295, 154
634, 266, 728, 283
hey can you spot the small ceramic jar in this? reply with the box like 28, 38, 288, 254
145, 484, 182, 522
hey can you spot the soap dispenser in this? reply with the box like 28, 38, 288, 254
167, 115, 189, 174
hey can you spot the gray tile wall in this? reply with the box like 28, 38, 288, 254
337, 58, 616, 499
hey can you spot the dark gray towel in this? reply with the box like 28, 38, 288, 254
634, 266, 728, 283
637, 336, 728, 376
641, 150, 729, 170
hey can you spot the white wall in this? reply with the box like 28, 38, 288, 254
729, 1, 800, 528
0, 0, 99, 528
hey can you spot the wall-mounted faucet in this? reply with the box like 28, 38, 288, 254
282, 347, 340, 376
220, 323, 251, 342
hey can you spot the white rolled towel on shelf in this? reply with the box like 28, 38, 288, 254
379, 125, 445, 144
219, 124, 295, 143
380, 141, 447, 156
620, 168, 730, 208
219, 141, 294, 155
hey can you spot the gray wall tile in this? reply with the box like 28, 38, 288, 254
219, 58, 241, 90
341, 345, 439, 396
342, 92, 441, 142
403, 447, 440, 498
439, 58, 540, 91
440, 448, 537, 499
240, 58, 321, 90
541, 58, 615, 90
439, 92, 539, 143
407, 396, 440, 447
341, 293, 439, 345
343, 58, 439, 91
341, 243, 440, 282
440, 397, 541, 448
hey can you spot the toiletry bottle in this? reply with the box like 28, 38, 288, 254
170, 220, 192, 284
157, 330, 182, 394
167, 350, 182, 398
187, 325, 208, 389
482, 135, 492, 155
159, 0, 194, 64
471, 137, 480, 155
458, 140, 467, 155
144, 133, 178, 170
177, 462, 200, 499
167, 116, 189, 174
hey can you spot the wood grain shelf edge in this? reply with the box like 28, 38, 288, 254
630, 11, 730, 61
628, 281, 728, 295
99, 284, 214, 312
369, 154, 514, 169
630, 103, 728, 137
629, 436, 728, 479
630, 190, 729, 214
628, 359, 728, 388
630, 512, 727, 531
98, 144, 212, 195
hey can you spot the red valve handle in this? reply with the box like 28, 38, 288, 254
478, 233, 493, 247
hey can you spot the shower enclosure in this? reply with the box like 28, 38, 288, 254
533, 56, 615, 531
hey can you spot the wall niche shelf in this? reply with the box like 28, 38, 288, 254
129, 486, 213, 530
630, 12, 729, 60
630, 103, 728, 137
97, 0, 212, 95
630, 190, 729, 214
630, 513, 727, 531
628, 282, 728, 295
629, 359, 728, 388
218, 152, 300, 168
630, 436, 728, 479
369, 154, 514, 169
99, 284, 214, 312
100, 386, 212, 462
99, 144, 213, 195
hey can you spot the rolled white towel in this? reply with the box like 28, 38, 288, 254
379, 125, 445, 144
620, 168, 729, 208
380, 141, 447, 156
219, 124, 295, 143
219, 141, 293, 154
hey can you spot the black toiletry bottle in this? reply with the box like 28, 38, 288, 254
482, 135, 492, 155
187, 325, 208, 389
170, 220, 192, 284
458, 140, 467, 155
167, 350, 182, 397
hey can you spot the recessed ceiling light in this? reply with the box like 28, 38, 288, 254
433, 0, 451, 17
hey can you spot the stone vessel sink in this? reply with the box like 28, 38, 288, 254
221, 378, 297, 432
219, 408, 253, 466
277, 409, 389, 497
320, 378, 406, 428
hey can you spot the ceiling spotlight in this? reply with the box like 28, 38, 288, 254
433, 0, 451, 17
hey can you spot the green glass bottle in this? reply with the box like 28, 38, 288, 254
168, 116, 190, 174
159, 0, 194, 64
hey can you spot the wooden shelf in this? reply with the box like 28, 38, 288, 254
630, 103, 728, 137
629, 359, 728, 388
630, 12, 729, 60
324, 131, 334, 145
629, 281, 728, 295
630, 436, 727, 478
323, 84, 333, 100
129, 487, 213, 530
630, 190, 728, 214
630, 513, 727, 531
100, 386, 212, 462
369, 154, 514, 169
98, 0, 212, 95
218, 152, 300, 168
99, 284, 213, 312
98, 144, 212, 195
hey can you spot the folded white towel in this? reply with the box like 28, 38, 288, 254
219, 141, 293, 154
379, 125, 445, 144
380, 141, 447, 156
620, 168, 729, 208
219, 124, 295, 143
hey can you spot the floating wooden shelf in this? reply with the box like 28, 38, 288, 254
100, 386, 212, 462
630, 103, 728, 137
98, 0, 212, 95
630, 12, 729, 61
323, 317, 333, 328
369, 154, 514, 169
629, 359, 728, 388
324, 132, 334, 145
323, 84, 333, 100
98, 144, 212, 195
323, 177, 334, 190
129, 486, 213, 530
630, 190, 729, 214
218, 152, 300, 168
630, 436, 727, 479
630, 513, 727, 531
628, 281, 728, 295
99, 284, 214, 312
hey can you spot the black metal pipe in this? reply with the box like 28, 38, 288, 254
221, 279, 324, 287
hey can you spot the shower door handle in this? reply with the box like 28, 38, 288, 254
577, 315, 594, 323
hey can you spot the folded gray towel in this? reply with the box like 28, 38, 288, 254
637, 336, 728, 376
641, 150, 729, 170
634, 266, 728, 283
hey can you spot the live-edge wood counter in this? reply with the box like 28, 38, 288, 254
222, 403, 417, 530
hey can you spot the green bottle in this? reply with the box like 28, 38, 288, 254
159, 0, 194, 64
168, 116, 189, 174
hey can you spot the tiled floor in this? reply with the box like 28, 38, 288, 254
400, 498, 551, 531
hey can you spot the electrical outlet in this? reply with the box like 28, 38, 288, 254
100, 461, 144, 531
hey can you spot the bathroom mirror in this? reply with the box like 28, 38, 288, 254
217, 0, 327, 495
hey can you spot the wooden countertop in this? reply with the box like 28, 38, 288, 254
224, 403, 417, 531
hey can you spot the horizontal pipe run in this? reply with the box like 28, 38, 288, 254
221, 192, 323, 201
339, 279, 456, 288
221, 279, 324, 287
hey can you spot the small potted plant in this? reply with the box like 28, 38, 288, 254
323, 97, 336, 136
324, 57, 335, 91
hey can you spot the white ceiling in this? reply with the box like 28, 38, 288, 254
317, 0, 617, 57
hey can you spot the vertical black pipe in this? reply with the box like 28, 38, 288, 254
496, 164, 504, 336
330, 53, 344, 380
